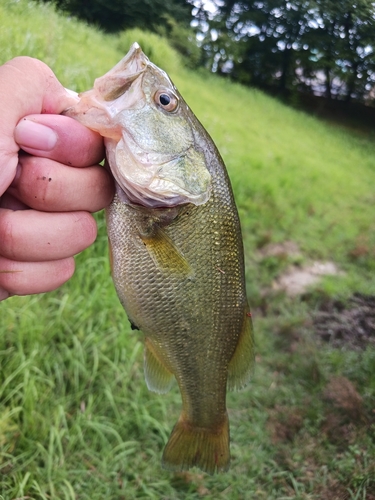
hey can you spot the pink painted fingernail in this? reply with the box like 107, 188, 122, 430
15, 119, 58, 151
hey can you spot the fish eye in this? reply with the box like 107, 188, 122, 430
159, 94, 171, 106
155, 90, 179, 112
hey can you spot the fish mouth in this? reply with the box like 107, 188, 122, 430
62, 43, 150, 132
64, 43, 212, 209
95, 43, 149, 102
99, 45, 212, 209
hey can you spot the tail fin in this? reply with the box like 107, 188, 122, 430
162, 413, 230, 475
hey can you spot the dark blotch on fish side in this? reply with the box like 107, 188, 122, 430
129, 318, 140, 331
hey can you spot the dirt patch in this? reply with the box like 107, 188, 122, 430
258, 240, 375, 350
321, 376, 366, 448
267, 405, 304, 443
323, 376, 363, 419
315, 480, 355, 500
273, 261, 342, 296
257, 240, 343, 296
258, 240, 301, 259
313, 293, 375, 349
317, 483, 375, 500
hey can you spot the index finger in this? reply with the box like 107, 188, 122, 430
15, 114, 105, 167
0, 56, 80, 195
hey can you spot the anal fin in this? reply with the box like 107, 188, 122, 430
227, 303, 255, 391
144, 338, 174, 394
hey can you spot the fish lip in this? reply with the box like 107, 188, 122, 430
128, 42, 143, 58
113, 42, 149, 72
63, 45, 151, 134
94, 43, 150, 102
117, 41, 149, 76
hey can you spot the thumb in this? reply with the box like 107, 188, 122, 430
0, 56, 79, 195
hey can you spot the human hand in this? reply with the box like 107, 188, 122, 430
0, 57, 114, 301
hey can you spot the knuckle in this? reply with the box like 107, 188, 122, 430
23, 156, 57, 208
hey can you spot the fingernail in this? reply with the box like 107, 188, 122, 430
15, 119, 58, 151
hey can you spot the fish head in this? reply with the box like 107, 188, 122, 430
65, 43, 212, 208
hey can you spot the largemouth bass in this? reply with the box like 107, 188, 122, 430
65, 43, 254, 474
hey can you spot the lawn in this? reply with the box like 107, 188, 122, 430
1, 1, 374, 499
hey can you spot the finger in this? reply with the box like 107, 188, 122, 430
14, 114, 105, 167
0, 57, 79, 195
0, 209, 97, 261
0, 192, 28, 210
8, 154, 114, 212
0, 286, 10, 301
0, 256, 75, 297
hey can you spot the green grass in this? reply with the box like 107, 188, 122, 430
1, 0, 375, 498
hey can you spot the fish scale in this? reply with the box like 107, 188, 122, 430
65, 42, 254, 474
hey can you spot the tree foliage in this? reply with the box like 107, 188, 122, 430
196, 0, 375, 102
41, 0, 192, 33
40, 0, 204, 68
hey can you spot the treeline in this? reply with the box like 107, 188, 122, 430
41, 0, 190, 32
197, 0, 375, 103
41, 0, 375, 104
40, 0, 202, 67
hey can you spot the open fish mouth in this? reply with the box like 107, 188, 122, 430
64, 43, 212, 208
95, 43, 150, 104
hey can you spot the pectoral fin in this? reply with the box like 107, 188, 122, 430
227, 304, 255, 391
144, 338, 174, 394
140, 225, 192, 277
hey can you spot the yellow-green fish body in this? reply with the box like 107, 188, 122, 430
65, 44, 254, 474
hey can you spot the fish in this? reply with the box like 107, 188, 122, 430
64, 43, 254, 474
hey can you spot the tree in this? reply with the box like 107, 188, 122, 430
195, 0, 375, 103
195, 1, 315, 92
42, 0, 193, 33
307, 0, 375, 101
